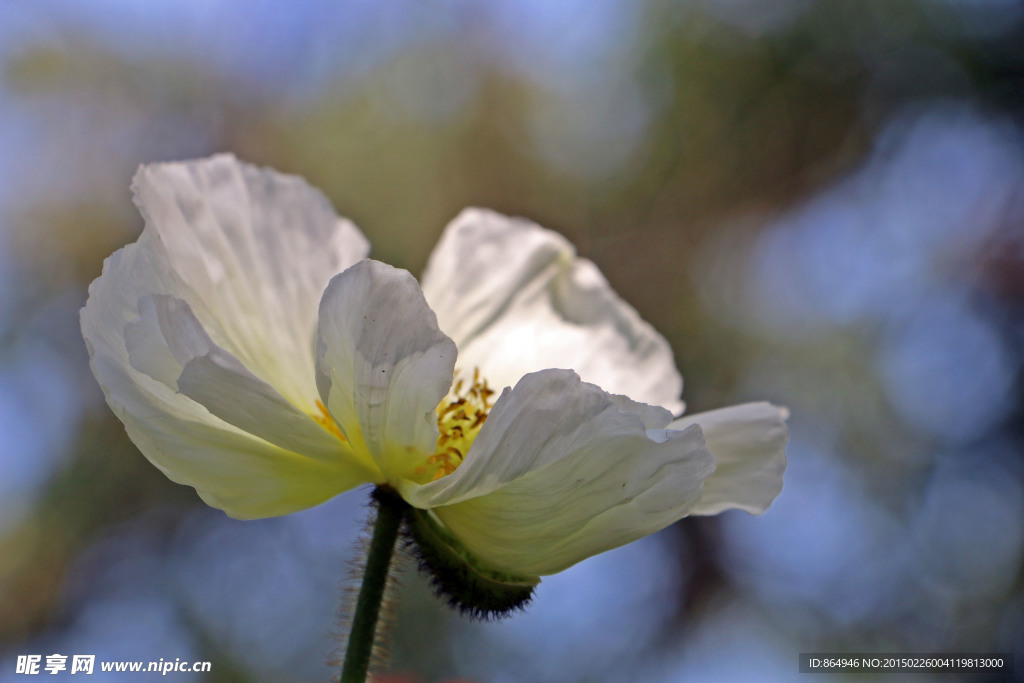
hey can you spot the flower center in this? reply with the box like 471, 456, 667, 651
419, 368, 495, 481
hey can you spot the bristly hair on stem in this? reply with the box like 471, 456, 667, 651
330, 507, 408, 676
336, 487, 409, 683
333, 485, 539, 682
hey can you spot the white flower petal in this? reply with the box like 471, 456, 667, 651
406, 369, 713, 576
82, 240, 376, 519
609, 393, 674, 430
404, 369, 674, 508
123, 294, 357, 464
122, 294, 187, 388
421, 208, 683, 413
178, 353, 351, 463
98, 351, 369, 518
670, 402, 788, 516
131, 154, 369, 409
316, 260, 458, 480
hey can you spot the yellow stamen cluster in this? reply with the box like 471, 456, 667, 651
313, 398, 345, 441
421, 368, 495, 481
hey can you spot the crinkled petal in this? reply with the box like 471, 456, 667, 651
82, 239, 377, 519
316, 260, 458, 481
131, 154, 369, 408
404, 369, 713, 576
403, 369, 675, 507
670, 402, 788, 515
421, 208, 683, 413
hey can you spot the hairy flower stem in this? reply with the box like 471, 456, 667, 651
341, 487, 407, 683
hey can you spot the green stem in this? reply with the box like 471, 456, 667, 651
341, 487, 406, 683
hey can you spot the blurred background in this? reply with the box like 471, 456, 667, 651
1, 0, 1023, 681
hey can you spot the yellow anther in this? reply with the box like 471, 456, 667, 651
440, 398, 466, 417
425, 367, 494, 481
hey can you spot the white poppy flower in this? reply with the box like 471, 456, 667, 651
81, 154, 787, 588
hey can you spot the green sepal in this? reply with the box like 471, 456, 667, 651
405, 507, 538, 620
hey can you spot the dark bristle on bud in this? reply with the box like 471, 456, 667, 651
404, 507, 537, 620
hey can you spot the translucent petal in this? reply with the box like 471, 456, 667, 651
122, 293, 357, 464
100, 351, 370, 518
421, 208, 683, 413
83, 155, 377, 517
131, 154, 369, 409
404, 370, 713, 576
82, 237, 378, 519
316, 260, 458, 481
670, 402, 788, 515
